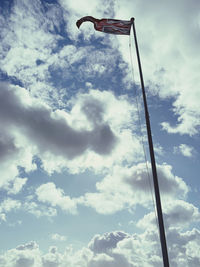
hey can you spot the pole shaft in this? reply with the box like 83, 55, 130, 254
131, 18, 170, 267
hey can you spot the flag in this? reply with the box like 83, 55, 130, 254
76, 16, 132, 35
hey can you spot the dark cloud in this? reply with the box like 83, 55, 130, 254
124, 163, 187, 197
164, 201, 200, 228
15, 257, 34, 267
138, 200, 200, 233
89, 231, 129, 253
42, 258, 60, 267
90, 124, 116, 155
81, 97, 105, 124
88, 254, 135, 267
88, 231, 135, 267
16, 241, 38, 251
0, 133, 18, 161
0, 83, 117, 159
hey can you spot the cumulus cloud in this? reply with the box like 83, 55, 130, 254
166, 228, 200, 267
0, 81, 143, 176
88, 253, 116, 267
0, 226, 200, 266
137, 200, 200, 231
88, 231, 129, 253
42, 246, 63, 267
125, 163, 189, 198
164, 200, 200, 228
81, 162, 189, 214
36, 182, 78, 214
0, 80, 143, 197
87, 228, 200, 267
0, 83, 117, 159
0, 241, 42, 267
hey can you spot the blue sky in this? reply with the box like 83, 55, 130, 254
0, 0, 200, 266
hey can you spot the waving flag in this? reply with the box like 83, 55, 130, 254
76, 16, 132, 35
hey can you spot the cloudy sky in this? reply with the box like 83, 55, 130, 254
0, 0, 200, 266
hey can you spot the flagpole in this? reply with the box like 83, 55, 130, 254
131, 18, 170, 267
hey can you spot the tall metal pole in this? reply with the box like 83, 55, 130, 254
131, 18, 170, 267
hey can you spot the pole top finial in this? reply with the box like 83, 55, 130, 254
131, 17, 135, 23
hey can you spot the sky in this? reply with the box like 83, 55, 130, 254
0, 0, 200, 266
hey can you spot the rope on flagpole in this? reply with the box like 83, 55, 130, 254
128, 32, 160, 237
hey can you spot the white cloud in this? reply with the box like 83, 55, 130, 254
0, 241, 42, 267
0, 0, 64, 105
88, 253, 115, 267
42, 246, 63, 267
0, 198, 21, 223
51, 234, 67, 242
24, 201, 57, 218
0, 128, 36, 191
167, 228, 200, 267
0, 0, 122, 110
174, 144, 195, 158
154, 144, 165, 156
0, 198, 21, 213
114, 0, 200, 136
1, 198, 55, 225
0, 226, 200, 266
36, 183, 78, 214
6, 177, 28, 195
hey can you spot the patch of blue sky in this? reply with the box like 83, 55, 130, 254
47, 53, 129, 107
0, 0, 14, 17
42, 0, 58, 4
37, 205, 147, 251
0, 202, 146, 253
0, 210, 55, 252
51, 26, 74, 53
25, 168, 101, 198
